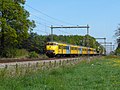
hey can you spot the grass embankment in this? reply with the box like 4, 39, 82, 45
0, 56, 120, 90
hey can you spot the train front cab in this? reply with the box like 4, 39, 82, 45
46, 42, 58, 57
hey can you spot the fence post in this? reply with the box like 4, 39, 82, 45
54, 60, 56, 67
3, 65, 8, 77
5, 65, 8, 69
42, 62, 46, 70
36, 62, 39, 68
59, 60, 61, 66
67, 59, 68, 64
49, 61, 52, 68
28, 63, 30, 68
62, 60, 64, 66
15, 63, 18, 75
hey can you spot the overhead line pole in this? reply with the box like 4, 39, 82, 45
100, 42, 113, 54
50, 25, 90, 42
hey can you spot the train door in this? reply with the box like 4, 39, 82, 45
62, 45, 63, 54
79, 48, 82, 54
88, 48, 90, 55
66, 46, 70, 54
58, 45, 63, 54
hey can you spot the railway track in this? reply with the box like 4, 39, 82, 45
0, 57, 78, 63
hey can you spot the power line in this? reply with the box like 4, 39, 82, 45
35, 21, 50, 28
25, 4, 79, 36
25, 4, 74, 25
34, 20, 73, 35
34, 28, 49, 35
30, 13, 61, 26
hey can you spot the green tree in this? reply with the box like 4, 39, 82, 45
22, 33, 50, 54
115, 25, 120, 47
115, 24, 120, 55
0, 0, 35, 57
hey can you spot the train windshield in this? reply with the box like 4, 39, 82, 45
47, 43, 57, 45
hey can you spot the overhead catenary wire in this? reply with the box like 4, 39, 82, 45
35, 21, 50, 28
34, 28, 49, 35
30, 13, 61, 26
30, 15, 73, 35
25, 4, 79, 35
25, 4, 75, 25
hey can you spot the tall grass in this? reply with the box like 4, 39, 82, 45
0, 57, 120, 90
1, 48, 29, 58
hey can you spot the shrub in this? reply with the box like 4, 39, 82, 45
115, 47, 120, 56
0, 48, 28, 58
28, 51, 39, 58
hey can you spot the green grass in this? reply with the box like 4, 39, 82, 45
0, 57, 120, 90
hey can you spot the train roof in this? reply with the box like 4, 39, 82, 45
47, 41, 95, 49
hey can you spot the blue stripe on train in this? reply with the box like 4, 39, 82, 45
79, 48, 82, 54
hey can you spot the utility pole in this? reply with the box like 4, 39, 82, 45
87, 24, 89, 35
100, 42, 113, 54
50, 25, 90, 42
51, 25, 53, 42
95, 38, 106, 55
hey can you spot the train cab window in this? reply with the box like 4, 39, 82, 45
47, 43, 57, 45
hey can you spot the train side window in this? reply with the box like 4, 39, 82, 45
63, 46, 66, 49
71, 47, 73, 50
47, 43, 50, 45
59, 45, 62, 49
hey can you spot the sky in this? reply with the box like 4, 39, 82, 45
25, 0, 120, 51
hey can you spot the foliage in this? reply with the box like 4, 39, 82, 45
0, 48, 28, 58
0, 57, 120, 89
115, 24, 120, 45
115, 47, 120, 55
52, 34, 99, 48
21, 32, 49, 54
0, 0, 35, 57
115, 24, 120, 54
28, 51, 39, 58
21, 33, 103, 55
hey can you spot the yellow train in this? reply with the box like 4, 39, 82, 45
46, 41, 99, 58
